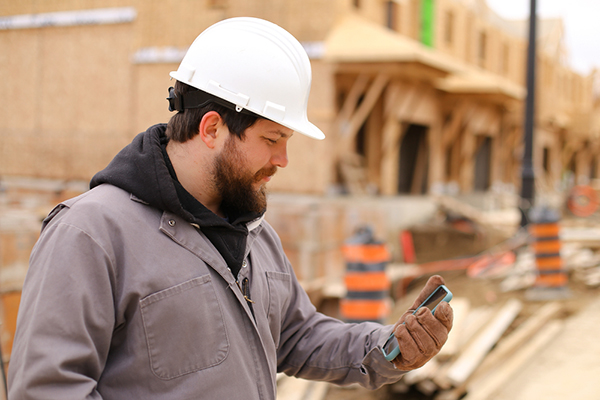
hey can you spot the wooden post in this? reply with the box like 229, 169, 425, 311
380, 117, 404, 195
441, 102, 473, 149
429, 120, 445, 191
459, 127, 475, 192
365, 96, 384, 186
379, 82, 421, 195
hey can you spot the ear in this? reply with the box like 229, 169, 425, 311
198, 111, 224, 149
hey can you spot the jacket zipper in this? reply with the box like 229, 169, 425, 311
236, 277, 255, 319
243, 278, 253, 304
239, 277, 254, 304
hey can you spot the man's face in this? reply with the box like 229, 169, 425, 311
213, 118, 292, 217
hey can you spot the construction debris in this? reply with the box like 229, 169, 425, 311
387, 299, 564, 400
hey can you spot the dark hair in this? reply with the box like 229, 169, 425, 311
165, 81, 260, 142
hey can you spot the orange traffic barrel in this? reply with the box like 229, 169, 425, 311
528, 207, 567, 289
340, 227, 391, 324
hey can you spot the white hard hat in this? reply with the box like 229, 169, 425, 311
169, 17, 325, 140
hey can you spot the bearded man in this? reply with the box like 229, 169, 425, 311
8, 18, 452, 400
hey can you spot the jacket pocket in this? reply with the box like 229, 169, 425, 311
265, 271, 292, 348
140, 275, 228, 380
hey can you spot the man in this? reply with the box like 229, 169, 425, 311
8, 17, 452, 399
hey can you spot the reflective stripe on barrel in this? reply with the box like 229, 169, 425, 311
340, 298, 391, 323
345, 271, 390, 292
529, 220, 567, 288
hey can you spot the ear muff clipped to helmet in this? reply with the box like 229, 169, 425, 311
169, 17, 325, 140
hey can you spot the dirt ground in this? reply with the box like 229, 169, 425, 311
322, 268, 600, 400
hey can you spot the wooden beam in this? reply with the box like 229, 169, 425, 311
403, 358, 440, 385
445, 299, 522, 386
442, 102, 472, 149
437, 298, 471, 360
470, 107, 498, 136
463, 321, 563, 400
384, 81, 403, 118
442, 302, 562, 400
336, 73, 370, 132
395, 83, 425, 121
472, 302, 561, 380
336, 74, 390, 193
442, 101, 483, 190
432, 306, 495, 390
340, 73, 390, 150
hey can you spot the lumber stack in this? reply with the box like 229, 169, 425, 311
562, 241, 600, 287
476, 239, 600, 292
389, 299, 564, 399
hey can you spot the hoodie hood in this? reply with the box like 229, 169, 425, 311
91, 124, 189, 220
90, 124, 263, 277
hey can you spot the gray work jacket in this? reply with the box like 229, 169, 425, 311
8, 184, 403, 399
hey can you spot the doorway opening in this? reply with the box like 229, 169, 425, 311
474, 136, 492, 191
398, 124, 429, 194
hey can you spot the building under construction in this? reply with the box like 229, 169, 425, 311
1, 0, 599, 386
1, 0, 598, 196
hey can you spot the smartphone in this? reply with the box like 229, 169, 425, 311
382, 284, 453, 362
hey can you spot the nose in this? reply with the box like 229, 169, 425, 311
271, 141, 289, 168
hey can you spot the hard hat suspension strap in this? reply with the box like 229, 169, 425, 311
167, 86, 257, 117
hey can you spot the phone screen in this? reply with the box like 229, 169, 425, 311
420, 286, 449, 312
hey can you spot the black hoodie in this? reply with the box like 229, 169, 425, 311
90, 124, 263, 277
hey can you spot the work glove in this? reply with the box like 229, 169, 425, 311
390, 275, 453, 371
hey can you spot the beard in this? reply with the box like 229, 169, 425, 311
213, 135, 277, 218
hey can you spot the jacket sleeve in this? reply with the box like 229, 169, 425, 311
8, 210, 115, 400
275, 256, 404, 389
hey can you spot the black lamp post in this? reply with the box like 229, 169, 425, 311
520, 0, 537, 227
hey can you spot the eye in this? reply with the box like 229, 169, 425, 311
265, 137, 277, 144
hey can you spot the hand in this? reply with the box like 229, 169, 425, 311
390, 275, 453, 371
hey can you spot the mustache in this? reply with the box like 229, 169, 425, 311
254, 165, 277, 181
